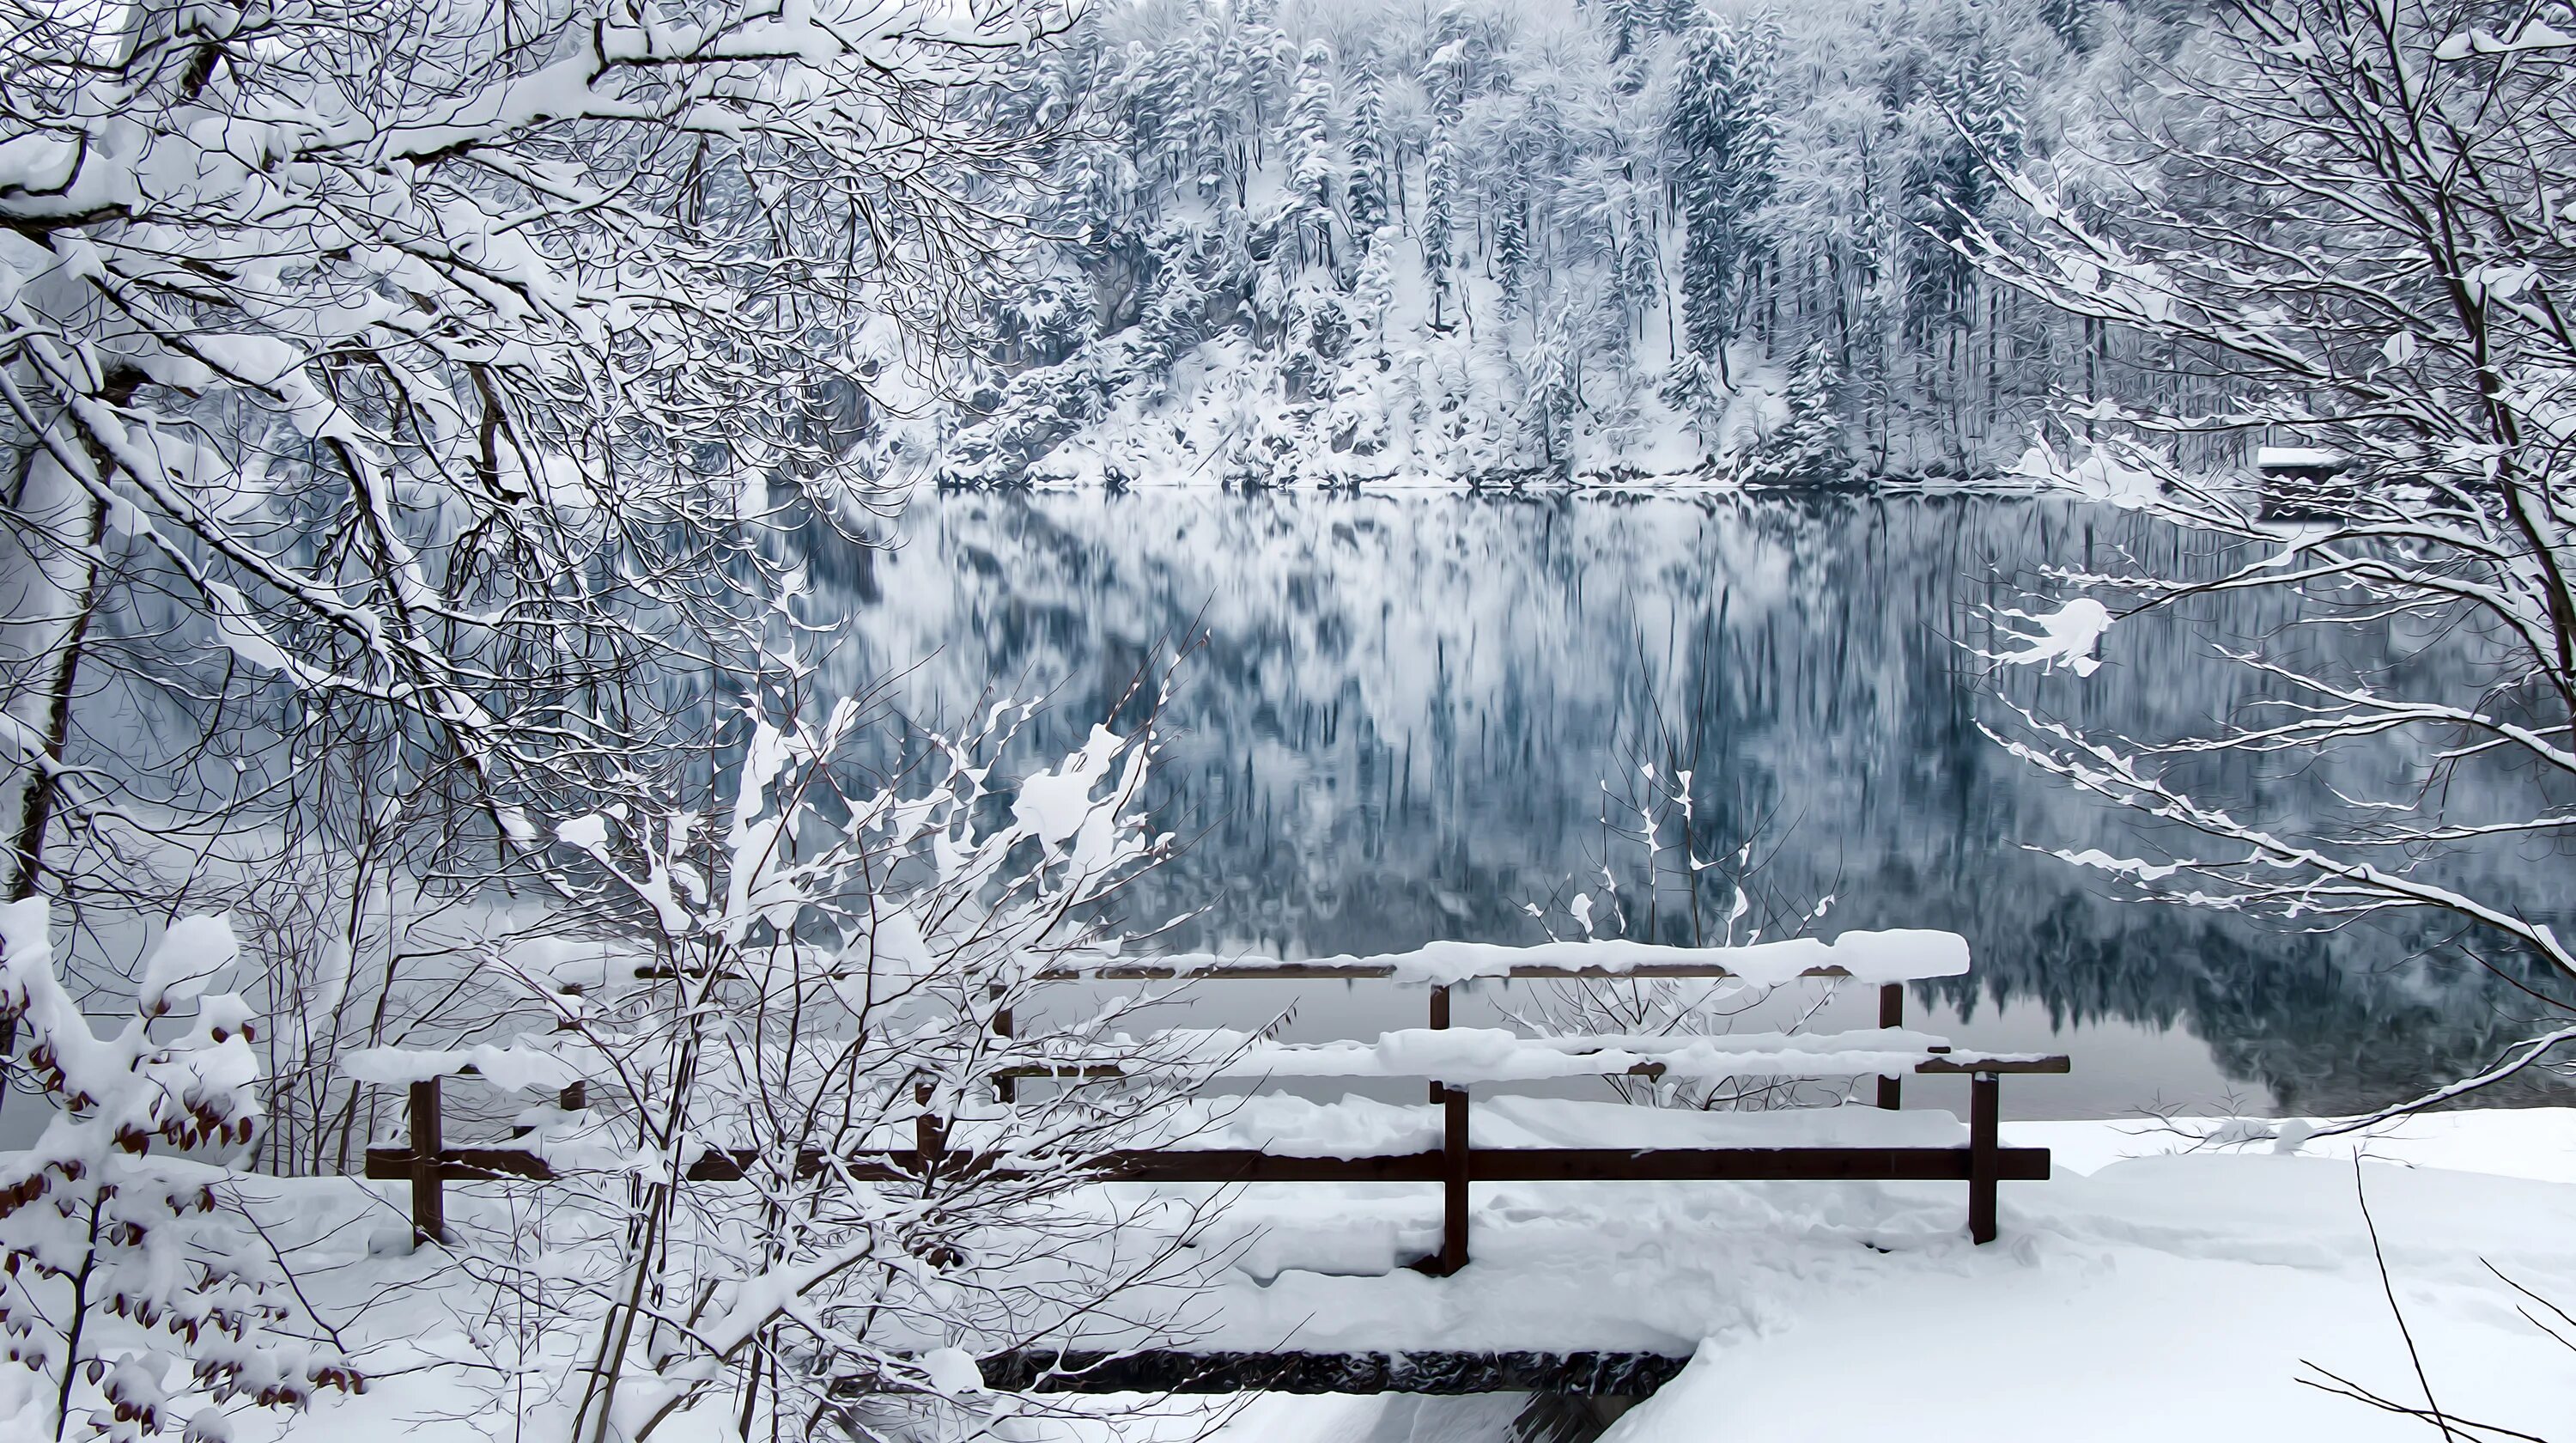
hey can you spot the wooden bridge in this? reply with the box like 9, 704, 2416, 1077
364, 931, 2065, 1397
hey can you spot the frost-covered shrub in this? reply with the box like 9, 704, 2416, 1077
0, 904, 356, 1440
472, 665, 1213, 1442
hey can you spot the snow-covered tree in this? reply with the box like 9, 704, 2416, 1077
0, 904, 355, 1439
1346, 58, 1395, 236
1741, 343, 1853, 487
1286, 40, 1340, 267
453, 655, 1218, 1441
0, 0, 1070, 1169
1671, 10, 1783, 384
1965, 0, 2576, 1121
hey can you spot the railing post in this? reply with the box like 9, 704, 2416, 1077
1876, 983, 1905, 1111
993, 989, 1017, 1104
913, 1078, 961, 1267
914, 1079, 948, 1170
409, 1076, 446, 1248
1437, 1083, 1470, 1275
1968, 1070, 2000, 1245
1425, 983, 1467, 1275
1426, 984, 1449, 1104
558, 983, 586, 1115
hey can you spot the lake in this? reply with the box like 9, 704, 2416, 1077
815, 488, 2576, 1120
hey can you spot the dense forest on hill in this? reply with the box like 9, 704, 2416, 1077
928, 0, 2192, 487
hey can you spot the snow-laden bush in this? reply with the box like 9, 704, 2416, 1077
0, 904, 355, 1440
423, 661, 1217, 1443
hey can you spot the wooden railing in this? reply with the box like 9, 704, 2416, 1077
366, 941, 2066, 1268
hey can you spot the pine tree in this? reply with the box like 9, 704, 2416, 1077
1286, 40, 1338, 267
1346, 58, 1392, 236
1619, 194, 1662, 337
1352, 226, 1400, 356
1669, 12, 1782, 382
1522, 298, 1584, 470
1423, 113, 1464, 329
1741, 341, 1853, 486
1902, 24, 2024, 350
1494, 170, 1533, 309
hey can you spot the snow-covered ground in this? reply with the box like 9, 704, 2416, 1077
62, 1107, 2571, 1443
1199, 1107, 2576, 1443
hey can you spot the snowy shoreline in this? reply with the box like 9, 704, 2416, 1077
76, 1105, 2576, 1443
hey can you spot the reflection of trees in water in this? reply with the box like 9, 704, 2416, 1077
823, 490, 2575, 1114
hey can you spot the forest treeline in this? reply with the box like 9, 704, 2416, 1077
933, 0, 2198, 487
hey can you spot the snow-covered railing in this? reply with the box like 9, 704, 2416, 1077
1007, 1026, 2067, 1085
1040, 929, 1971, 985
344, 1042, 603, 1093
367, 927, 2064, 1267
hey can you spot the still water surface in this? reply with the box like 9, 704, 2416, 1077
819, 489, 2575, 1119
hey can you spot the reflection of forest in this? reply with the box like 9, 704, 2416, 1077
813, 490, 2576, 1115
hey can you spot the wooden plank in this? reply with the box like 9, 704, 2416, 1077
1036, 961, 1880, 983
365, 1143, 2052, 1186
965, 1349, 1693, 1395
1427, 984, 1449, 1104
997, 1050, 2072, 1082
1466, 1147, 2050, 1184
1916, 1055, 2070, 1075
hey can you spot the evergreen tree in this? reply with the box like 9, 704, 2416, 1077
1742, 342, 1853, 486
1495, 170, 1534, 309
1421, 24, 1467, 334
1287, 40, 1339, 266
1670, 12, 1782, 383
1346, 58, 1393, 236
1522, 309, 1582, 471
1904, 11, 2026, 346
1619, 194, 1662, 337
1352, 226, 1400, 356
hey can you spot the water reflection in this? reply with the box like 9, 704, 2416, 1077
811, 490, 2575, 1117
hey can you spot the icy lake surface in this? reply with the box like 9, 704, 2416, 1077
818, 490, 2576, 1119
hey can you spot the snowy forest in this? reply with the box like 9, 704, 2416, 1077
9, 0, 2576, 1440
934, 0, 2149, 486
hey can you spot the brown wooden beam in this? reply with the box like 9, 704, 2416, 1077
1466, 1146, 2050, 1184
1917, 1055, 2071, 1075
1036, 962, 1891, 983
995, 1053, 2072, 1084
365, 1143, 2050, 1187
963, 1349, 1693, 1395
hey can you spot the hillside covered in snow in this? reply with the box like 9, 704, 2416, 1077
927, 0, 2164, 488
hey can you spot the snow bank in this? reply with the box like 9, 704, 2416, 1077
1193, 1108, 2576, 1443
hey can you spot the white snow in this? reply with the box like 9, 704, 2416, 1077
12, 1106, 2576, 1441
1069, 929, 1971, 986
341, 1041, 597, 1092
1066, 1026, 2002, 1083
1173, 1108, 2576, 1443
2255, 446, 2347, 469
1984, 599, 2115, 678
